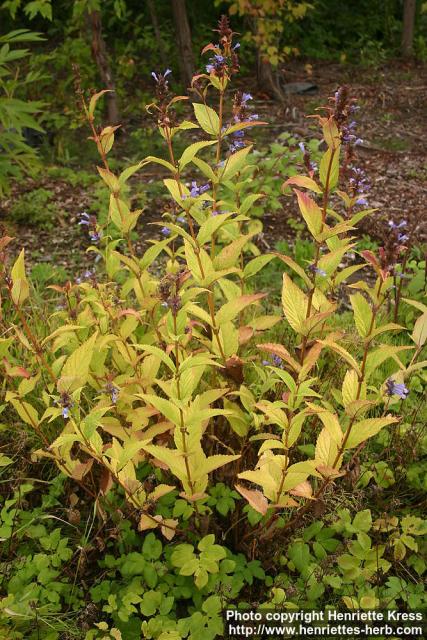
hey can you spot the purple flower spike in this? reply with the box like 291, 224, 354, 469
152, 69, 171, 83
161, 226, 171, 236
189, 181, 210, 198
385, 378, 409, 399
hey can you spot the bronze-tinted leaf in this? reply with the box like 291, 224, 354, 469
235, 484, 268, 515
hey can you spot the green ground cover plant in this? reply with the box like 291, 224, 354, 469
0, 15, 426, 640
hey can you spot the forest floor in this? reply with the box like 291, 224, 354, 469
250, 59, 427, 250
1, 59, 426, 277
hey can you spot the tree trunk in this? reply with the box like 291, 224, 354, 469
171, 0, 194, 88
147, 0, 168, 68
257, 53, 286, 103
88, 10, 120, 124
401, 0, 416, 57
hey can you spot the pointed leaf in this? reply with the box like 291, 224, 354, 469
345, 417, 399, 449
235, 484, 268, 515
294, 190, 323, 237
282, 273, 308, 334
283, 176, 322, 194
11, 249, 29, 306
193, 103, 219, 136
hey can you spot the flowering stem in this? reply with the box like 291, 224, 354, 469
162, 126, 227, 362
260, 278, 386, 540
299, 146, 337, 365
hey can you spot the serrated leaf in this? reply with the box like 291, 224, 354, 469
350, 293, 373, 337
88, 89, 112, 118
412, 312, 427, 347
308, 406, 342, 445
220, 146, 252, 181
239, 193, 264, 214
345, 417, 399, 449
119, 161, 144, 185
364, 345, 412, 380
216, 293, 265, 325
282, 273, 307, 334
133, 344, 176, 373
197, 212, 234, 245
402, 298, 427, 314
283, 175, 322, 194
319, 146, 340, 190
370, 323, 404, 339
139, 394, 181, 427
143, 155, 176, 173
290, 480, 313, 499
243, 254, 275, 278
274, 253, 312, 286
317, 337, 361, 376
203, 454, 240, 475
342, 369, 359, 407
322, 117, 340, 149
192, 156, 217, 182
193, 103, 219, 136
97, 166, 120, 192
334, 264, 365, 286
11, 249, 29, 306
163, 178, 189, 204
58, 332, 98, 392
178, 140, 216, 170
294, 189, 323, 237
315, 427, 338, 466
257, 342, 301, 373
217, 393, 246, 431
213, 234, 254, 270
10, 399, 38, 428
141, 444, 187, 481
